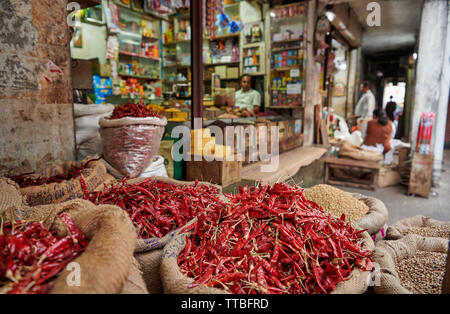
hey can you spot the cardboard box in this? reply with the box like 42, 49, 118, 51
215, 65, 227, 79
227, 67, 239, 79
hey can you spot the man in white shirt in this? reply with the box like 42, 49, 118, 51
354, 81, 376, 131
235, 74, 261, 112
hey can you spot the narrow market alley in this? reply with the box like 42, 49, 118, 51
0, 0, 449, 299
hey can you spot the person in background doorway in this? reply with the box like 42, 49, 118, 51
385, 96, 397, 121
385, 95, 398, 137
362, 108, 394, 154
235, 74, 261, 113
354, 81, 376, 131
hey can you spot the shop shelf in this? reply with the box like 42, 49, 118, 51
272, 65, 302, 71
272, 46, 302, 52
118, 73, 161, 80
204, 61, 240, 67
142, 36, 160, 42
163, 40, 191, 45
209, 33, 240, 40
119, 51, 161, 61
272, 38, 303, 43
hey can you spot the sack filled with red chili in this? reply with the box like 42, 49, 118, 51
160, 182, 375, 294
0, 212, 88, 294
5, 158, 107, 206
84, 177, 226, 293
85, 177, 225, 243
99, 101, 167, 178
106, 102, 162, 120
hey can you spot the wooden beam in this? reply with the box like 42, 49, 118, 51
77, 0, 101, 9
191, 0, 204, 128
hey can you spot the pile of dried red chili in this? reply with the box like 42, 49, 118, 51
85, 178, 223, 239
0, 213, 88, 294
7, 169, 84, 188
177, 183, 374, 294
106, 102, 162, 120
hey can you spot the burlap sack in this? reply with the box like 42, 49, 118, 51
99, 116, 167, 178
372, 234, 449, 294
386, 215, 450, 240
160, 230, 375, 294
120, 257, 149, 294
126, 176, 223, 294
351, 193, 389, 236
339, 141, 383, 162
17, 158, 106, 206
0, 178, 25, 213
5, 198, 138, 294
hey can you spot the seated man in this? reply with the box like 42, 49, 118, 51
235, 74, 261, 113
362, 108, 394, 155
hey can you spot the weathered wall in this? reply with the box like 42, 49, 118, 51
412, 0, 449, 185
0, 0, 75, 173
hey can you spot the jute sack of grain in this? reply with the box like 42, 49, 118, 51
15, 158, 106, 206
160, 231, 375, 294
304, 185, 388, 236
3, 196, 140, 294
338, 141, 383, 162
128, 176, 223, 294
385, 215, 450, 240
372, 234, 449, 294
351, 193, 389, 236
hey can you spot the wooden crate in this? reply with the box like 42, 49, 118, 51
324, 157, 381, 191
186, 155, 242, 187
408, 153, 433, 198
377, 165, 401, 188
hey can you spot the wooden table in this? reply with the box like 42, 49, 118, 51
324, 157, 381, 191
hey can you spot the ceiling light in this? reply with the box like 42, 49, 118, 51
325, 11, 335, 22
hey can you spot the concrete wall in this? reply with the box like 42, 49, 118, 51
0, 0, 75, 173
412, 0, 449, 185
70, 22, 108, 64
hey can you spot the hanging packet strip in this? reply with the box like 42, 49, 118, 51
216, 13, 230, 29
229, 20, 244, 34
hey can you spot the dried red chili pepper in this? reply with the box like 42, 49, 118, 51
178, 182, 373, 294
0, 213, 88, 294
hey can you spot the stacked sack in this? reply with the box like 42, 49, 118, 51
372, 215, 450, 294
0, 178, 147, 294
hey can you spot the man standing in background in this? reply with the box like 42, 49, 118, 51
355, 81, 376, 131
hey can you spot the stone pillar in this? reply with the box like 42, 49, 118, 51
411, 0, 450, 185
303, 0, 319, 146
0, 0, 75, 172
